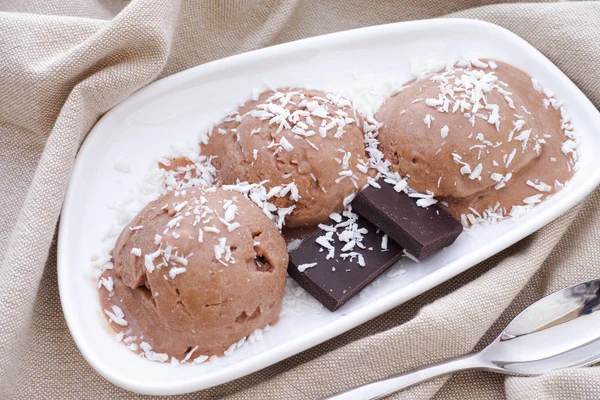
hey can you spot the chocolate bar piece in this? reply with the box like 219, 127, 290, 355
287, 216, 403, 311
352, 178, 462, 259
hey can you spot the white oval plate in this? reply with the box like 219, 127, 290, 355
58, 19, 600, 395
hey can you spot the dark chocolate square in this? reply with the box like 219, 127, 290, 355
287, 216, 403, 311
352, 179, 462, 259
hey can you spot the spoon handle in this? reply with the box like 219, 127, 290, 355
322, 353, 483, 400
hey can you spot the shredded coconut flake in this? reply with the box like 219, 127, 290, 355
297, 263, 317, 272
526, 180, 552, 192
169, 267, 187, 279
440, 125, 449, 138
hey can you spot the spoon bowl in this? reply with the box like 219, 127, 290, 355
325, 278, 600, 399
485, 278, 600, 368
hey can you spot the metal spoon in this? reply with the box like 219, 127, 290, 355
324, 278, 600, 400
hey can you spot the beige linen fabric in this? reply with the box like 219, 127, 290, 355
0, 1, 599, 398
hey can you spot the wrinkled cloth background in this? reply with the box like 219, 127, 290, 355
1, 0, 599, 399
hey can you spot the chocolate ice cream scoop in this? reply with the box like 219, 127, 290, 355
201, 88, 372, 228
99, 187, 288, 362
377, 60, 576, 222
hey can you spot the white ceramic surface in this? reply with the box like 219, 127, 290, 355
58, 18, 600, 395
